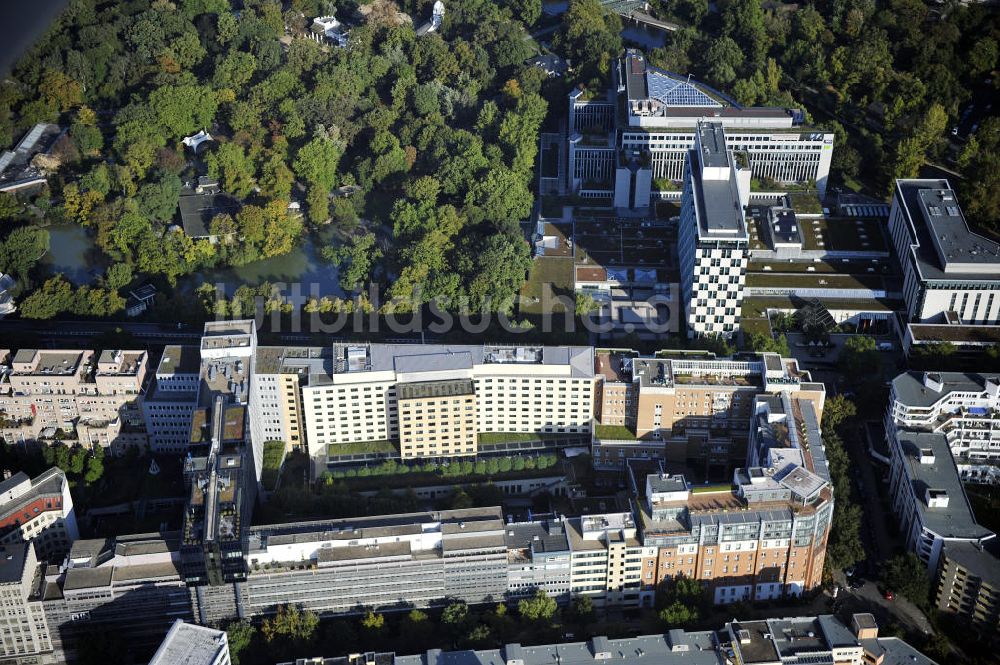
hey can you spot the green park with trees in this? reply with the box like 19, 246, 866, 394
646, 0, 999, 231
0, 0, 563, 319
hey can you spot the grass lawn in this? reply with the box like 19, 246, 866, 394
593, 424, 636, 440
691, 483, 732, 494
741, 294, 902, 314
327, 440, 398, 457
739, 316, 772, 337
328, 463, 563, 492
519, 257, 574, 314
261, 440, 286, 491
787, 191, 824, 214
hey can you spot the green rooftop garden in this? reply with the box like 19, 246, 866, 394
261, 440, 285, 491
593, 424, 637, 440
326, 440, 398, 457
691, 483, 734, 494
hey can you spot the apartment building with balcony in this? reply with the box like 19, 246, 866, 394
883, 371, 998, 572
631, 387, 832, 605
934, 540, 1000, 639
0, 468, 78, 562
0, 348, 149, 452
887, 370, 1000, 484
565, 512, 658, 609
885, 427, 994, 573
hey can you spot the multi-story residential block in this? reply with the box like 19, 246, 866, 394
889, 180, 1000, 326
884, 371, 998, 571
887, 370, 1000, 485
885, 426, 994, 572
241, 507, 508, 617
592, 351, 825, 479
567, 49, 833, 205
565, 512, 658, 609
0, 468, 78, 561
299, 343, 595, 474
678, 122, 751, 338
504, 518, 572, 602
282, 614, 936, 665
0, 348, 149, 452
935, 540, 1000, 638
149, 619, 231, 665
142, 345, 202, 453
0, 542, 56, 664
632, 387, 832, 605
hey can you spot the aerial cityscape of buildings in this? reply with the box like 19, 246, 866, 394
0, 0, 997, 659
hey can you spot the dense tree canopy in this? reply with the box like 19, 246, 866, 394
2, 0, 551, 317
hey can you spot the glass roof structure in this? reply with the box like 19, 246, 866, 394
646, 70, 722, 108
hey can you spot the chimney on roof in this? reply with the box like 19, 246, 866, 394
851, 613, 879, 640
923, 372, 944, 393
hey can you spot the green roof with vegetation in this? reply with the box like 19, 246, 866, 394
593, 424, 637, 440
261, 440, 285, 491
326, 440, 398, 457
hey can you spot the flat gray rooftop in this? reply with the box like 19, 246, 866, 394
891, 371, 993, 408
0, 542, 29, 584
688, 145, 748, 242
395, 631, 721, 665
941, 540, 1000, 587
158, 345, 201, 375
329, 344, 594, 379
504, 520, 571, 554
896, 431, 991, 540
897, 179, 1000, 282
149, 620, 228, 665
698, 122, 730, 169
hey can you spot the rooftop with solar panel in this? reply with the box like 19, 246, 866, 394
619, 49, 802, 129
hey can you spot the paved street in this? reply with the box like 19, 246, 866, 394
835, 578, 933, 636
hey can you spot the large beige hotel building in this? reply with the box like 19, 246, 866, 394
249, 343, 596, 474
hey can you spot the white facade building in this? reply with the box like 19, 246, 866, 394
0, 543, 56, 664
887, 370, 1000, 484
678, 122, 751, 338
889, 179, 1000, 325
567, 50, 834, 204
149, 620, 231, 665
885, 371, 999, 571
0, 469, 79, 562
142, 345, 201, 453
